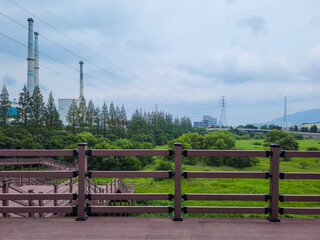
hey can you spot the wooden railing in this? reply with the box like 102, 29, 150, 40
0, 150, 77, 217
0, 143, 319, 222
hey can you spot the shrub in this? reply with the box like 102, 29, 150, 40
224, 157, 259, 168
155, 160, 173, 171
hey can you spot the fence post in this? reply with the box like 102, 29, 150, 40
2, 179, 9, 217
28, 189, 34, 217
173, 142, 182, 221
76, 143, 88, 221
38, 192, 43, 217
54, 184, 58, 207
268, 144, 280, 222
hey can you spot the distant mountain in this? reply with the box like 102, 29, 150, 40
267, 109, 320, 126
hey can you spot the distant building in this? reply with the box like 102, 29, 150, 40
194, 115, 217, 128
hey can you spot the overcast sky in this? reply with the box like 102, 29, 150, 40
0, 0, 319, 125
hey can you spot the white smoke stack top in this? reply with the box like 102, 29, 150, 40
79, 61, 84, 98
27, 18, 34, 94
34, 32, 39, 88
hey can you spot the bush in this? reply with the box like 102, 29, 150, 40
224, 157, 259, 168
307, 147, 319, 151
155, 160, 173, 171
253, 132, 266, 139
253, 142, 262, 145
292, 133, 304, 140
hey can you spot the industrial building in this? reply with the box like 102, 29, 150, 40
194, 115, 217, 128
8, 18, 84, 126
58, 61, 84, 125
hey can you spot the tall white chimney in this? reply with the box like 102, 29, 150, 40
79, 61, 84, 98
27, 18, 34, 94
34, 32, 39, 88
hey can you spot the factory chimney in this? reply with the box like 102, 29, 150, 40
79, 61, 84, 98
34, 32, 39, 88
27, 18, 34, 95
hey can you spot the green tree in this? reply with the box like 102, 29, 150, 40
86, 99, 95, 133
0, 84, 11, 126
264, 129, 299, 150
119, 104, 127, 137
109, 101, 116, 135
78, 97, 87, 131
203, 131, 236, 150
43, 91, 62, 129
30, 86, 45, 126
94, 106, 101, 135
66, 100, 78, 134
18, 85, 31, 126
310, 125, 318, 133
101, 102, 109, 137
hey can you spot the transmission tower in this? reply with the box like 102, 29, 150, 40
283, 96, 288, 130
219, 96, 227, 127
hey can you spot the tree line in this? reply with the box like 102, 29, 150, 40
0, 84, 195, 149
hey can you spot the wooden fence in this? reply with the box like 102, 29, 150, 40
0, 143, 319, 221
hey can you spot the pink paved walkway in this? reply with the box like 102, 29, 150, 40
1, 217, 320, 239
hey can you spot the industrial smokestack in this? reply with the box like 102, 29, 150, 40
34, 32, 39, 88
79, 61, 84, 98
27, 18, 34, 95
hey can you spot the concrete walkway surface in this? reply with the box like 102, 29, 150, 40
0, 217, 320, 240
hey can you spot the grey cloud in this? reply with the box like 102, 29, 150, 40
2, 74, 17, 86
240, 16, 267, 35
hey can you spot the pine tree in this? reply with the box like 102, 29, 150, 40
0, 84, 11, 126
115, 105, 121, 136
101, 102, 109, 137
44, 91, 62, 129
66, 100, 78, 134
18, 85, 31, 126
119, 104, 127, 137
78, 97, 87, 131
30, 86, 45, 126
86, 99, 95, 133
94, 106, 101, 135
109, 101, 116, 135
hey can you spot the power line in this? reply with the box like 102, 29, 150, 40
8, 0, 137, 78
5, 1, 197, 108
1, 4, 214, 112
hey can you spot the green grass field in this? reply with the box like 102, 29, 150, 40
94, 139, 320, 218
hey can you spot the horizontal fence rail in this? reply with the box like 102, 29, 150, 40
182, 193, 268, 201
90, 171, 173, 178
281, 151, 320, 158
0, 143, 319, 221
279, 207, 320, 215
182, 171, 268, 179
91, 149, 172, 157
280, 172, 320, 179
185, 150, 268, 157
90, 193, 173, 201
183, 206, 268, 214
89, 206, 172, 214
279, 195, 320, 202
0, 149, 74, 157
0, 171, 76, 178
0, 206, 74, 214
0, 193, 74, 201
